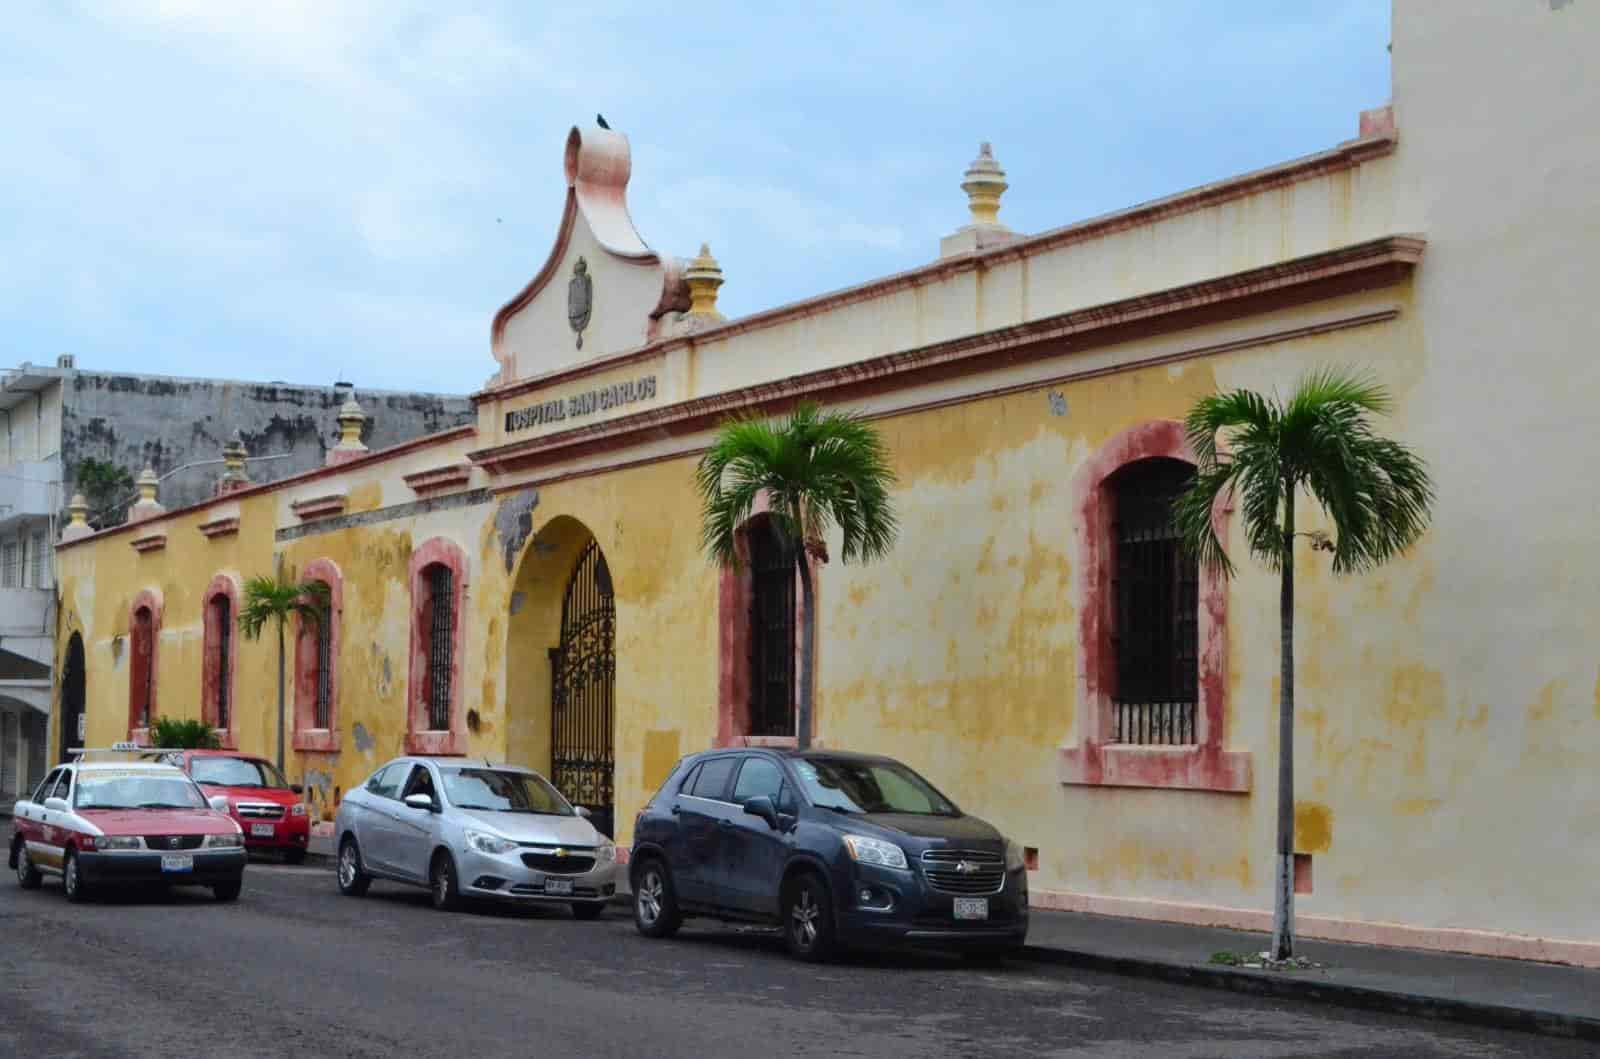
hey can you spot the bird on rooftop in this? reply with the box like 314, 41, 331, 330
596, 113, 611, 129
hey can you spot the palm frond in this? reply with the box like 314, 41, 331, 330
238, 572, 331, 640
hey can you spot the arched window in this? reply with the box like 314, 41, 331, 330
127, 589, 163, 739
406, 539, 468, 755
201, 575, 240, 748
293, 559, 343, 753
716, 511, 806, 747
1109, 458, 1199, 744
1060, 420, 1250, 793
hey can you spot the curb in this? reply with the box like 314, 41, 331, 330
1010, 945, 1600, 1043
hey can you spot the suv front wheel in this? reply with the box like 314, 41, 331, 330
632, 858, 681, 939
783, 871, 836, 962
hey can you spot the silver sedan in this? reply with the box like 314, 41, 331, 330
333, 757, 618, 917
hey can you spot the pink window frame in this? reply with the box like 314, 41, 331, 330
127, 588, 163, 745
715, 505, 816, 749
293, 558, 343, 753
1059, 419, 1251, 793
406, 538, 469, 756
200, 574, 240, 750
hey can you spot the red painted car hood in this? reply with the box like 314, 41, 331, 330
80, 809, 236, 835
198, 785, 299, 806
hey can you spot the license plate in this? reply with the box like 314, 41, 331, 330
161, 854, 194, 873
250, 823, 275, 838
953, 897, 988, 920
544, 878, 573, 896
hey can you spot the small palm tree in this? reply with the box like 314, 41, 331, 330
150, 716, 222, 750
1173, 367, 1433, 961
239, 568, 331, 772
696, 401, 898, 749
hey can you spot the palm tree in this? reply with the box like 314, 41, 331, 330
1173, 367, 1433, 961
239, 565, 331, 772
696, 401, 899, 749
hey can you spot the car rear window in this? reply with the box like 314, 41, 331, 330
689, 757, 737, 802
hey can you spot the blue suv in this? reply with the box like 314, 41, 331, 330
628, 749, 1029, 961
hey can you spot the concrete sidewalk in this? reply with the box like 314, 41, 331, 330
294, 836, 1596, 1042
1017, 910, 1599, 1042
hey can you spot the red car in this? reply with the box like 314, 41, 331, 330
158, 750, 312, 863
10, 753, 246, 902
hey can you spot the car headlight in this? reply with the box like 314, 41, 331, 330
464, 830, 517, 855
290, 803, 307, 817
1005, 839, 1026, 871
97, 836, 142, 851
842, 834, 908, 870
203, 833, 244, 849
594, 840, 616, 864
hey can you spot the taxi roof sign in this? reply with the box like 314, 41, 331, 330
67, 745, 186, 762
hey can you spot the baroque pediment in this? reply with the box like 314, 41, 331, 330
488, 124, 688, 386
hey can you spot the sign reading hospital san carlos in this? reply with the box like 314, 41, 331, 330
504, 375, 657, 433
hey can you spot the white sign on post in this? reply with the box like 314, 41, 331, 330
77, 714, 86, 740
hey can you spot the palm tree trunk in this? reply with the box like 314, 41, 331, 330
276, 617, 286, 774
794, 545, 816, 750
1271, 481, 1296, 961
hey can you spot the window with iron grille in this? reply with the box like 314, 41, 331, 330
211, 595, 232, 729
314, 606, 333, 729
748, 520, 796, 738
0, 541, 17, 588
1111, 458, 1199, 745
424, 564, 454, 731
29, 533, 47, 588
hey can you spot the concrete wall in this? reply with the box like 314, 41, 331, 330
60, 372, 476, 518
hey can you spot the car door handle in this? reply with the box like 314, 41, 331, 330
717, 818, 731, 828
669, 804, 681, 815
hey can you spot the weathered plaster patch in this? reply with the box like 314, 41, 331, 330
352, 722, 376, 753
642, 729, 681, 792
509, 591, 526, 615
1295, 801, 1333, 854
494, 488, 540, 573
1394, 797, 1440, 816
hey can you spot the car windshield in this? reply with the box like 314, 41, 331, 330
190, 756, 290, 789
792, 757, 959, 816
441, 768, 574, 815
75, 772, 208, 811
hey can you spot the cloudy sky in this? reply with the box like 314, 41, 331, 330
2, 2, 1390, 395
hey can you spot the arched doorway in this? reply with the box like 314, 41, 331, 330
549, 539, 616, 837
59, 632, 85, 762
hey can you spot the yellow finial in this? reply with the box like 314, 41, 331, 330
962, 141, 1008, 227
128, 466, 166, 523
685, 243, 725, 319
62, 493, 92, 542
218, 431, 250, 494
327, 392, 370, 466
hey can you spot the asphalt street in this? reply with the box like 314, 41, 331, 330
0, 861, 1588, 1059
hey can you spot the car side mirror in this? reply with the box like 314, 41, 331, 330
403, 793, 437, 812
290, 783, 304, 795
574, 805, 591, 819
208, 796, 231, 813
43, 797, 69, 813
742, 795, 779, 829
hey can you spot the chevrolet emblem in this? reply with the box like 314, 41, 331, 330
168, 837, 182, 850
955, 860, 978, 875
554, 848, 567, 859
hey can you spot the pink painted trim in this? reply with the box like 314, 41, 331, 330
470, 236, 1424, 475
128, 589, 163, 736
290, 494, 348, 520
130, 533, 167, 553
474, 133, 1398, 406
402, 464, 473, 495
197, 516, 240, 539
200, 574, 241, 750
325, 448, 368, 467
1028, 888, 1600, 969
406, 538, 469, 756
293, 558, 343, 754
1058, 420, 1251, 793
56, 425, 478, 552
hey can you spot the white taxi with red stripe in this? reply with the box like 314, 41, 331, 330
8, 746, 247, 902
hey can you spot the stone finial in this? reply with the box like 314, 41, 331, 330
216, 431, 251, 495
962, 142, 1009, 226
61, 493, 93, 543
326, 392, 370, 466
128, 466, 165, 523
684, 243, 726, 320
940, 141, 1019, 259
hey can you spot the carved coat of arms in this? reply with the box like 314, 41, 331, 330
568, 257, 592, 349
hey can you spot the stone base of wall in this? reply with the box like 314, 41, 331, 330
1030, 888, 1600, 968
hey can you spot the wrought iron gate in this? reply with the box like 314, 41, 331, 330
549, 539, 616, 837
